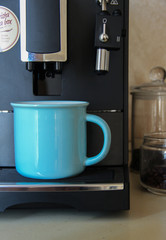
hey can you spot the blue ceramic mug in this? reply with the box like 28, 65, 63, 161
11, 101, 111, 179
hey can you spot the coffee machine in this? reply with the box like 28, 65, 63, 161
0, 0, 129, 211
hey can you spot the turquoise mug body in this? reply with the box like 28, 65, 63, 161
11, 101, 111, 179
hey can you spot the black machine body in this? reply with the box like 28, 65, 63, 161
0, 0, 129, 211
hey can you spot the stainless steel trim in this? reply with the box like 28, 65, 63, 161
97, 0, 109, 10
20, 0, 67, 62
88, 110, 122, 113
0, 182, 124, 192
0, 110, 13, 113
96, 48, 110, 72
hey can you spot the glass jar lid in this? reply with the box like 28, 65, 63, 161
131, 67, 166, 96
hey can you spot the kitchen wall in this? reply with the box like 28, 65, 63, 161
128, 0, 166, 159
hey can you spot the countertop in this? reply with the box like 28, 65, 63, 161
0, 172, 165, 240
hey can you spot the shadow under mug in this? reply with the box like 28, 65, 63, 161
11, 101, 111, 179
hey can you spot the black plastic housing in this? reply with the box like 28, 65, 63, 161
0, 0, 129, 211
26, 0, 60, 53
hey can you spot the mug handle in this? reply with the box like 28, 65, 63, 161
85, 114, 111, 166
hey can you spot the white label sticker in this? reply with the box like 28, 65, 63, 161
0, 6, 20, 52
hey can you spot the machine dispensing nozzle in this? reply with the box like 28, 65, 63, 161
96, 48, 110, 73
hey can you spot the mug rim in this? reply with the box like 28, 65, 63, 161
11, 101, 89, 108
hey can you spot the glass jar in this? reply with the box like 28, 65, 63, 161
131, 67, 166, 171
140, 132, 166, 195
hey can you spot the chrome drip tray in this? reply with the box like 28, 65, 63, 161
0, 167, 124, 192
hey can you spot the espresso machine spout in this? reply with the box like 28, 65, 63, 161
20, 0, 67, 95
